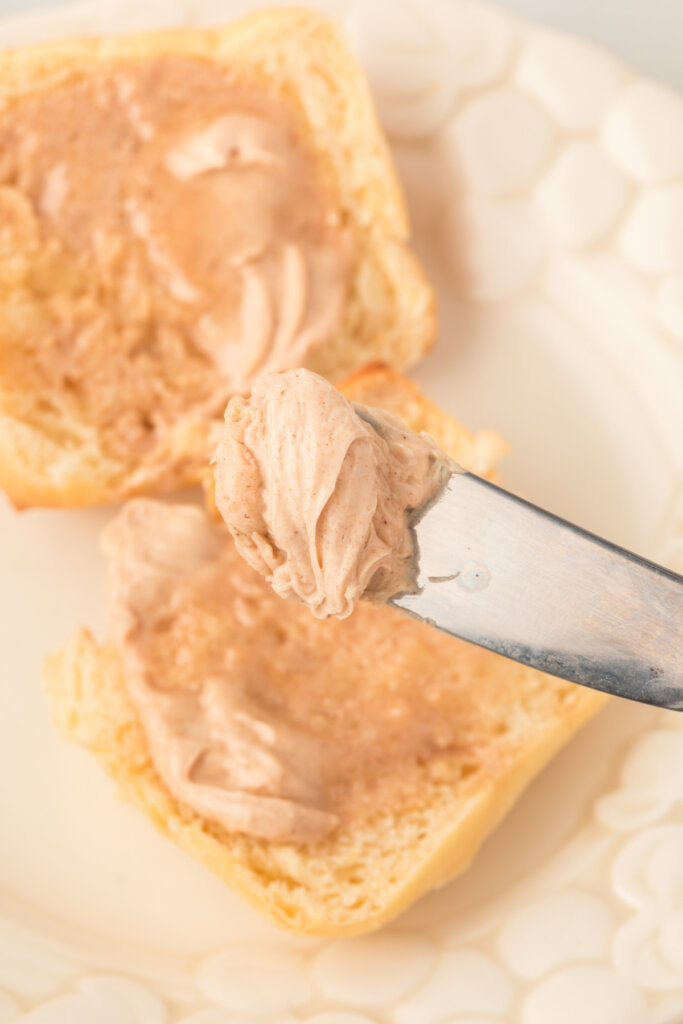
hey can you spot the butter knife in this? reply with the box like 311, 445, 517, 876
390, 471, 683, 710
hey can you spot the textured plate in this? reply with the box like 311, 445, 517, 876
1, 1, 683, 1022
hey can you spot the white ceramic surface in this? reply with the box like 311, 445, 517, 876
3, 0, 683, 96
0, 1, 682, 1022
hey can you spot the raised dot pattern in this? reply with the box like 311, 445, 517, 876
195, 945, 313, 1015
311, 934, 436, 1008
0, 1, 682, 1023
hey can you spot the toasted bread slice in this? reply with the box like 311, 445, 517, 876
44, 366, 607, 936
0, 10, 434, 509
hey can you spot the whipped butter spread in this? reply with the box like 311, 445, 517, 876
215, 369, 454, 618
0, 56, 350, 465
104, 499, 492, 845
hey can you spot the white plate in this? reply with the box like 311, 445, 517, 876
1, 1, 683, 1022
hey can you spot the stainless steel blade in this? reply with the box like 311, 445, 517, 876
390, 472, 683, 710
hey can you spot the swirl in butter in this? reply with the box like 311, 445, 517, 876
215, 369, 454, 618
0, 56, 350, 468
104, 499, 495, 845
104, 501, 338, 843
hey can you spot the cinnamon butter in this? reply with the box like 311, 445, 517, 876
0, 56, 350, 465
215, 369, 454, 618
104, 500, 504, 845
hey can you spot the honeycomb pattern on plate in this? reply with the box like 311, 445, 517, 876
0, 0, 682, 1022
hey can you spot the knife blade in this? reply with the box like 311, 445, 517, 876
390, 471, 683, 710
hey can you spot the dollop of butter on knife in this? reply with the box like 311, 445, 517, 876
214, 368, 454, 619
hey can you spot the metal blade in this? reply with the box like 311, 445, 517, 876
390, 472, 683, 710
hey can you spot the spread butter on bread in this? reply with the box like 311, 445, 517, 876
45, 367, 608, 936
0, 10, 434, 508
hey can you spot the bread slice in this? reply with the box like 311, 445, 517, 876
0, 9, 434, 509
44, 366, 608, 936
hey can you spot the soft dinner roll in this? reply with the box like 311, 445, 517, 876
45, 367, 608, 936
0, 10, 434, 507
